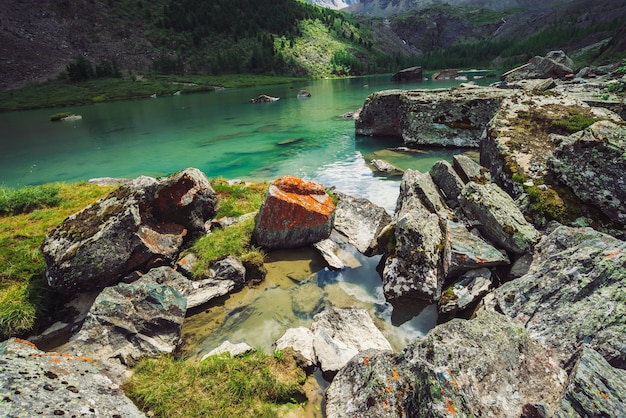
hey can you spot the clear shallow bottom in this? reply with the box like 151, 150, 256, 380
182, 245, 438, 359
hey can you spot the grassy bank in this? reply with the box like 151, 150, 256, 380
0, 177, 311, 416
125, 351, 306, 418
0, 183, 116, 338
0, 74, 307, 112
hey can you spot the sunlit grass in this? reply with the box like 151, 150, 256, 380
124, 352, 305, 418
0, 183, 115, 337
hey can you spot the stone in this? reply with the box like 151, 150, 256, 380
443, 221, 509, 279
325, 349, 408, 418
138, 259, 246, 310
42, 168, 217, 294
481, 89, 621, 199
201, 340, 254, 361
310, 307, 392, 374
555, 346, 626, 417
324, 310, 568, 417
252, 176, 335, 249
452, 154, 490, 184
459, 182, 540, 254
0, 338, 145, 417
370, 158, 404, 176
332, 191, 392, 256
548, 120, 626, 226
395, 168, 448, 217
313, 238, 361, 270
391, 66, 423, 82
274, 327, 316, 368
355, 86, 512, 148
438, 267, 493, 315
494, 225, 626, 369
65, 277, 186, 366
429, 160, 464, 208
404, 310, 567, 417
502, 50, 574, 82
297, 90, 311, 98
249, 94, 279, 103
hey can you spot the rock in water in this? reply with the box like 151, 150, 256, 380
42, 168, 217, 293
252, 175, 335, 249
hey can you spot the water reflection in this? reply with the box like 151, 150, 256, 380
182, 241, 438, 360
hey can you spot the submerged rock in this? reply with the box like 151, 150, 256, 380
253, 176, 335, 249
249, 94, 279, 103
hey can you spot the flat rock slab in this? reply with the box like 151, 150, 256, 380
0, 338, 144, 417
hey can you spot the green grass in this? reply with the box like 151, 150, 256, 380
0, 183, 116, 338
551, 110, 604, 134
212, 178, 267, 219
187, 178, 268, 278
0, 178, 269, 337
124, 352, 306, 418
0, 74, 307, 112
0, 184, 62, 216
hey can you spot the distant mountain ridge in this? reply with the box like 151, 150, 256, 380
345, 0, 578, 16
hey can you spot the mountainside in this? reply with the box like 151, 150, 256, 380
0, 0, 624, 93
303, 0, 359, 10
345, 0, 577, 16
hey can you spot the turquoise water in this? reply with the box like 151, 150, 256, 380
0, 74, 488, 210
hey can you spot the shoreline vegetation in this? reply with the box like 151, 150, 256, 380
0, 74, 310, 113
0, 178, 310, 417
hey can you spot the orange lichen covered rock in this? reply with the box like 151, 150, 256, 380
253, 176, 335, 249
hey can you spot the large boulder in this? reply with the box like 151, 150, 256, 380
325, 310, 568, 417
325, 349, 409, 418
443, 220, 509, 279
403, 310, 567, 417
65, 277, 187, 366
391, 66, 423, 82
252, 176, 335, 249
311, 307, 392, 375
494, 225, 626, 369
331, 190, 392, 255
380, 170, 446, 302
459, 182, 539, 254
501, 50, 574, 82
548, 120, 626, 226
556, 346, 626, 417
42, 168, 217, 294
355, 86, 512, 148
0, 338, 145, 417
481, 89, 621, 199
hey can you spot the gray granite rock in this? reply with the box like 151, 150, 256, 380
0, 338, 145, 417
